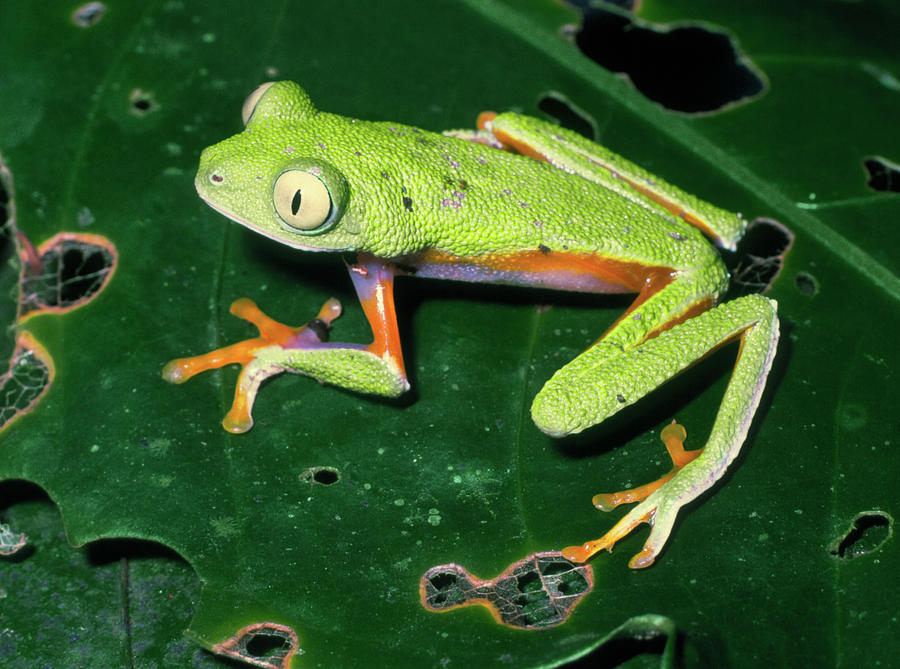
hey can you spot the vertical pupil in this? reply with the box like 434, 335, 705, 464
291, 189, 303, 215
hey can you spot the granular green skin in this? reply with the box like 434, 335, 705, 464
196, 82, 723, 270
183, 81, 780, 568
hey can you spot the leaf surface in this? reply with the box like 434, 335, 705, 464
0, 1, 897, 667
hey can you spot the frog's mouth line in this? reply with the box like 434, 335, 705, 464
196, 191, 336, 253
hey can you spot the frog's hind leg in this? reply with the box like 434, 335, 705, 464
530, 264, 729, 439
532, 293, 778, 568
468, 111, 747, 250
590, 422, 699, 512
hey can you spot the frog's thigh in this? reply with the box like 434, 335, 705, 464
531, 294, 778, 437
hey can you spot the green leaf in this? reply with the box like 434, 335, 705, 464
1, 1, 898, 667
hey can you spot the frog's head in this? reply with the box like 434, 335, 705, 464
195, 81, 361, 253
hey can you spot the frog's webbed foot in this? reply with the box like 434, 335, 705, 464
541, 294, 779, 568
163, 298, 343, 433
590, 422, 700, 512
562, 422, 704, 569
164, 260, 411, 433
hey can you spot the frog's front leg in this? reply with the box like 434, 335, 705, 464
531, 292, 779, 569
163, 256, 409, 433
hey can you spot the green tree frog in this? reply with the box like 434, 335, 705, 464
164, 82, 779, 569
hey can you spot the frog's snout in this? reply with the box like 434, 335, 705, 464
195, 149, 229, 199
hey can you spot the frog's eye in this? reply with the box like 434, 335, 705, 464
241, 82, 276, 126
273, 170, 334, 232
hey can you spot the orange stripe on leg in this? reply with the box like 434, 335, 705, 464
350, 257, 407, 379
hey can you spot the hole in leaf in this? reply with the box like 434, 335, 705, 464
423, 566, 469, 609
0, 157, 14, 250
540, 560, 574, 576
728, 218, 794, 295
0, 332, 54, 435
429, 571, 458, 591
85, 538, 187, 567
19, 232, 117, 319
794, 271, 818, 297
420, 552, 593, 630
566, 3, 765, 113
313, 468, 338, 484
71, 2, 106, 27
862, 156, 900, 192
213, 623, 299, 669
517, 570, 541, 593
245, 633, 292, 661
537, 92, 597, 139
299, 466, 340, 486
129, 89, 158, 116
0, 521, 27, 557
566, 632, 670, 668
829, 512, 892, 559
0, 481, 52, 560
556, 568, 588, 595
0, 175, 9, 227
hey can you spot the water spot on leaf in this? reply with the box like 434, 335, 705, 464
837, 403, 867, 431
420, 551, 593, 629
829, 511, 892, 559
794, 271, 819, 297
564, 2, 766, 113
76, 206, 95, 227
210, 516, 240, 539
146, 437, 172, 456
213, 622, 300, 669
862, 156, 900, 193
71, 2, 106, 27
861, 62, 900, 92
299, 466, 340, 486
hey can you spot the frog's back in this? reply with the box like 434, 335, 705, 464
308, 115, 721, 279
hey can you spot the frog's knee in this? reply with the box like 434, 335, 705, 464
530, 385, 586, 437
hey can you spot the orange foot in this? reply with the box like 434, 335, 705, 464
562, 421, 703, 568
162, 297, 342, 433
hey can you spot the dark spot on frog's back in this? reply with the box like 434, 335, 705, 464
402, 196, 414, 212
538, 244, 551, 254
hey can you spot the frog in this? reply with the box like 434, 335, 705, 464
163, 81, 779, 569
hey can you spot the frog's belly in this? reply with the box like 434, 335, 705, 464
402, 249, 669, 294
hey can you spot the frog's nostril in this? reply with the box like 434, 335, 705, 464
210, 173, 224, 184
